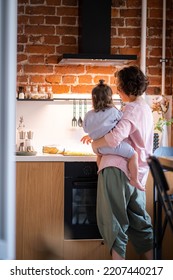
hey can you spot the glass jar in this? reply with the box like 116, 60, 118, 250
39, 86, 48, 99
32, 85, 38, 94
18, 86, 25, 99
47, 86, 53, 99
31, 85, 39, 99
39, 86, 45, 94
25, 86, 31, 99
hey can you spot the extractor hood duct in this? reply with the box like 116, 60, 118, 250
58, 0, 137, 65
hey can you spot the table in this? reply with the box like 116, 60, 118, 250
158, 156, 173, 171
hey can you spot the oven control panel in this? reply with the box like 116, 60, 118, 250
65, 162, 98, 178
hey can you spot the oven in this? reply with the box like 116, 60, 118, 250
64, 161, 102, 239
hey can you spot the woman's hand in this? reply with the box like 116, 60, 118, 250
80, 134, 92, 145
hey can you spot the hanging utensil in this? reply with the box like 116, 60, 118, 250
78, 100, 83, 127
82, 99, 87, 126
72, 100, 77, 127
84, 99, 87, 116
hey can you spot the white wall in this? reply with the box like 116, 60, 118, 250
16, 100, 94, 153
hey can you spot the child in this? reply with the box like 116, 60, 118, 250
82, 79, 145, 191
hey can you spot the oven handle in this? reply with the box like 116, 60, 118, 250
73, 181, 97, 186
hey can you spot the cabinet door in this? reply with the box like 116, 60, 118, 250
16, 162, 64, 260
64, 240, 111, 260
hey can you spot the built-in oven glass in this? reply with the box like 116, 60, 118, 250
64, 162, 102, 239
72, 186, 96, 225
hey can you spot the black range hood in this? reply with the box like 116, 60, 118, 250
58, 0, 137, 65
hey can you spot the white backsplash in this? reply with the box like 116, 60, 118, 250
16, 100, 94, 153
16, 95, 172, 153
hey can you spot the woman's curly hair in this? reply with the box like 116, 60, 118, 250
92, 79, 114, 112
115, 66, 149, 96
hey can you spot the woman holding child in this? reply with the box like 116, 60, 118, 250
81, 66, 154, 260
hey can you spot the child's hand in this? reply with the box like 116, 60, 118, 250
81, 135, 92, 144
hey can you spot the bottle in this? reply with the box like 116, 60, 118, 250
25, 86, 31, 99
47, 86, 53, 99
18, 86, 25, 99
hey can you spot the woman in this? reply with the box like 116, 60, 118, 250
83, 79, 145, 191
81, 65, 154, 260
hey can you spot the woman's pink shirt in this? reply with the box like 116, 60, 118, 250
98, 97, 154, 185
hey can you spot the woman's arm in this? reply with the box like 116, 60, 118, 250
81, 134, 106, 155
91, 136, 107, 153
92, 118, 133, 152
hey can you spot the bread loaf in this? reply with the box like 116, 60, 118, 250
42, 146, 62, 154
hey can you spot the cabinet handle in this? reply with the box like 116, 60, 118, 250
73, 181, 97, 186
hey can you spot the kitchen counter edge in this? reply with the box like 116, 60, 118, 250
16, 154, 97, 162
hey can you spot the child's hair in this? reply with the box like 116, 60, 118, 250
92, 79, 114, 112
115, 65, 149, 96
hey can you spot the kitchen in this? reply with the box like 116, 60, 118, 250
1, 0, 173, 261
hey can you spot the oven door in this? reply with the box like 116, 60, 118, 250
64, 178, 102, 239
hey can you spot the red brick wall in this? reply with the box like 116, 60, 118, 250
17, 0, 173, 96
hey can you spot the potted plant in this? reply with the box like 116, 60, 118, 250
154, 117, 173, 133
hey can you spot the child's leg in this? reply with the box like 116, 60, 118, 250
128, 151, 145, 191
